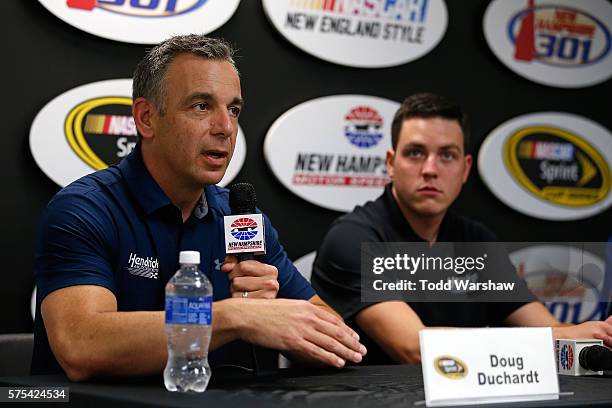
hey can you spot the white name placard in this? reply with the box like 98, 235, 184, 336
223, 214, 266, 255
420, 328, 559, 406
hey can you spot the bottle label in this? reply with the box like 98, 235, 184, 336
165, 295, 212, 325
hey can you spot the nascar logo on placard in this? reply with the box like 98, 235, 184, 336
262, 0, 447, 68
29, 79, 246, 188
38, 0, 240, 44
223, 214, 266, 254
484, 0, 612, 88
264, 95, 399, 212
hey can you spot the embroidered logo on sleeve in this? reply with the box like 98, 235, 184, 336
126, 252, 159, 280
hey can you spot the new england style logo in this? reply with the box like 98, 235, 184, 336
66, 0, 207, 17
262, 0, 447, 68
484, 0, 612, 88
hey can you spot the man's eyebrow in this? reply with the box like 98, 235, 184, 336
402, 142, 426, 149
401, 142, 461, 151
183, 93, 244, 107
184, 92, 213, 104
231, 97, 245, 107
439, 144, 461, 151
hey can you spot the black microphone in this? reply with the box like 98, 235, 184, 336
229, 183, 258, 262
228, 182, 262, 374
579, 345, 612, 372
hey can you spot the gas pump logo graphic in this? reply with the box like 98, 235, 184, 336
510, 0, 610, 67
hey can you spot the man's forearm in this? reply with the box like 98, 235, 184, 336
50, 300, 243, 381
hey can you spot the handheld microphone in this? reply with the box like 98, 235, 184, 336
556, 339, 611, 376
226, 183, 263, 374
225, 183, 266, 261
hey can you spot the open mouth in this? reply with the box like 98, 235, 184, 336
204, 150, 228, 159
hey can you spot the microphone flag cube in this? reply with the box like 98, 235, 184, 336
556, 339, 604, 376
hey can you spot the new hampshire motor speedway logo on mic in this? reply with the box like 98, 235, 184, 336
224, 214, 266, 254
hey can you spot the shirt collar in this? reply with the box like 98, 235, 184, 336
120, 145, 219, 219
193, 191, 209, 219
382, 183, 452, 242
119, 145, 174, 216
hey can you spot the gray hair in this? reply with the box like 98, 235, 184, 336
132, 34, 238, 115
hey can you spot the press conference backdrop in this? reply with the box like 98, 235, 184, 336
1, 0, 611, 334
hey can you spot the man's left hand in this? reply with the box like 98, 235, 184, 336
554, 316, 612, 348
221, 255, 279, 299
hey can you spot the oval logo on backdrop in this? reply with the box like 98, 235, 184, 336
509, 245, 607, 323
38, 0, 240, 44
264, 95, 399, 212
262, 0, 447, 68
30, 79, 246, 188
478, 113, 612, 220
484, 0, 612, 88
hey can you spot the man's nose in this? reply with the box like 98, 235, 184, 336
421, 154, 438, 177
211, 109, 234, 137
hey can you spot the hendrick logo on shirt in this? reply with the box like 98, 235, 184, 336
126, 252, 159, 280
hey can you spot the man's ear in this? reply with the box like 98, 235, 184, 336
462, 154, 473, 184
132, 97, 156, 140
386, 148, 395, 179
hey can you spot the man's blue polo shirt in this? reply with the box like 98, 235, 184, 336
32, 147, 315, 375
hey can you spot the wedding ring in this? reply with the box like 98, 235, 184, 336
242, 291, 248, 298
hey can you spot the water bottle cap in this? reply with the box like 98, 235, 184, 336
179, 251, 200, 265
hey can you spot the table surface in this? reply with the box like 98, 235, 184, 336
1, 365, 611, 408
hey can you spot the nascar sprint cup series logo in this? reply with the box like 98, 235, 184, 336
30, 79, 246, 188
478, 112, 612, 220
484, 0, 612, 88
264, 95, 399, 212
262, 0, 448, 68
38, 0, 240, 44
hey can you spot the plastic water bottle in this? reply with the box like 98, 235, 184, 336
164, 251, 213, 392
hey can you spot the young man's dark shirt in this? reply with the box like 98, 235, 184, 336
311, 184, 535, 365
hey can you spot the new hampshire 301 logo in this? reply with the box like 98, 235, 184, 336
66, 0, 207, 16
38, 0, 240, 44
484, 0, 612, 88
